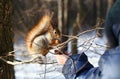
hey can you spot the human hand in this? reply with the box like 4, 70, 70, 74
54, 54, 67, 65
54, 50, 68, 65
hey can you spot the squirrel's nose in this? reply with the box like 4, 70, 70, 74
56, 38, 61, 43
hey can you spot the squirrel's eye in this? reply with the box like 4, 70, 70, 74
54, 30, 57, 34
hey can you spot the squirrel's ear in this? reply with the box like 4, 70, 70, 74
44, 10, 54, 19
51, 20, 58, 28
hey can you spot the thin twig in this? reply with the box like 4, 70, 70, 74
0, 55, 41, 65
52, 28, 104, 49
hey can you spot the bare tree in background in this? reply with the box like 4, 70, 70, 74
68, 0, 80, 54
61, 0, 80, 54
0, 0, 14, 79
13, 0, 116, 54
58, 0, 113, 54
0, 0, 116, 79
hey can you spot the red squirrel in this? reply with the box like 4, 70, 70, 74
26, 15, 61, 56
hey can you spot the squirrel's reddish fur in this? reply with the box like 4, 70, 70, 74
26, 15, 61, 56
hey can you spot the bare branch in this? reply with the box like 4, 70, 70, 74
52, 27, 104, 50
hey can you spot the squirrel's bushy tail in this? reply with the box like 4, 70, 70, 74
26, 15, 52, 54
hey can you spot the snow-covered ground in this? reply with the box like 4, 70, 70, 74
14, 30, 107, 79
15, 63, 65, 79
14, 38, 65, 79
14, 52, 65, 79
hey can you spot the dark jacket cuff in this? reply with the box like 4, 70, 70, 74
62, 53, 93, 79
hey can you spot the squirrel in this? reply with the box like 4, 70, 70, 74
26, 15, 61, 56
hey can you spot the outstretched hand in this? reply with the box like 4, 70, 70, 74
54, 50, 68, 65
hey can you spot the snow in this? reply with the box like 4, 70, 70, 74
78, 31, 107, 67
14, 35, 65, 79
14, 46, 65, 79
14, 63, 65, 79
14, 30, 107, 79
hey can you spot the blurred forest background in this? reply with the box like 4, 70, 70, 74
13, 0, 115, 53
0, 0, 116, 79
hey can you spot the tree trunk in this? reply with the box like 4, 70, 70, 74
67, 0, 79, 54
58, 0, 62, 33
62, 0, 69, 51
0, 0, 14, 79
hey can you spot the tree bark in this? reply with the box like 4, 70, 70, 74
58, 0, 62, 32
62, 0, 69, 51
0, 0, 14, 79
67, 0, 79, 54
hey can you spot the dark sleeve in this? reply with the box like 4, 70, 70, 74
62, 46, 120, 79
62, 53, 93, 79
